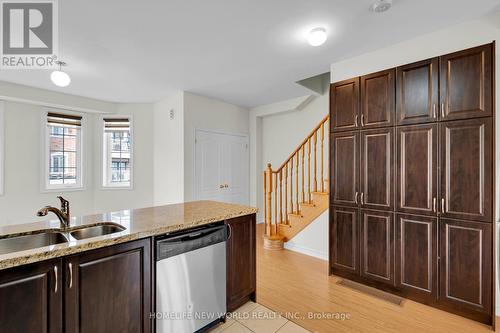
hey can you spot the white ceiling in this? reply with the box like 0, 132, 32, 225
0, 0, 499, 108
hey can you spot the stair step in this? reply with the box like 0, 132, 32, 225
288, 212, 303, 218
312, 191, 329, 196
278, 223, 292, 228
300, 202, 316, 207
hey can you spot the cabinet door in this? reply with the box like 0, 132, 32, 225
0, 259, 62, 333
360, 68, 395, 128
440, 118, 492, 222
396, 124, 437, 215
360, 210, 394, 285
360, 128, 394, 211
439, 219, 492, 319
330, 78, 360, 132
331, 131, 359, 207
330, 206, 359, 276
440, 43, 493, 121
396, 214, 437, 302
396, 58, 439, 125
227, 214, 256, 312
64, 239, 151, 333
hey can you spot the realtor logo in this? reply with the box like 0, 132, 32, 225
0, 0, 58, 69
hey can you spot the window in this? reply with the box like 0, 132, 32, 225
44, 112, 83, 190
102, 117, 132, 188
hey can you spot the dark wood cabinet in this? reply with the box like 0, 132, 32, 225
360, 69, 395, 128
396, 124, 438, 216
439, 118, 492, 222
396, 58, 439, 125
360, 128, 394, 211
440, 44, 493, 121
439, 219, 492, 322
330, 78, 360, 132
0, 259, 63, 333
64, 239, 151, 333
360, 210, 394, 286
330, 206, 359, 277
226, 214, 256, 312
395, 214, 437, 303
331, 131, 359, 207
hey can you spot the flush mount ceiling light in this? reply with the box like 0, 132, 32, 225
51, 61, 71, 87
307, 27, 327, 47
370, 0, 393, 13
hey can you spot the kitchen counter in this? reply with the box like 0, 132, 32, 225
0, 200, 258, 270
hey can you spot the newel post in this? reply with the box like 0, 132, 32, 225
265, 163, 273, 236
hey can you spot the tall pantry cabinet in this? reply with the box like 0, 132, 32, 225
329, 43, 495, 326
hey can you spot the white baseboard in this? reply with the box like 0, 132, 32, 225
284, 242, 328, 261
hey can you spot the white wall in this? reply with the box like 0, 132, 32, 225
183, 92, 249, 201
284, 210, 329, 261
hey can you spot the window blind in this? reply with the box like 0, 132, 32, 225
103, 118, 130, 132
47, 112, 82, 127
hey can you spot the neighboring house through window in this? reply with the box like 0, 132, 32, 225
102, 117, 132, 188
44, 111, 83, 190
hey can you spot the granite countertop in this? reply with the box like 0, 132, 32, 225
0, 200, 258, 270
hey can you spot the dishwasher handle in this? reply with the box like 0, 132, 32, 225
156, 225, 227, 261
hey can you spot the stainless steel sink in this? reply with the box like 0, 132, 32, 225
0, 231, 68, 255
69, 223, 126, 240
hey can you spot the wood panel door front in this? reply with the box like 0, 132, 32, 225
395, 214, 437, 302
331, 131, 359, 207
439, 219, 492, 320
330, 206, 359, 276
330, 78, 360, 132
226, 215, 256, 312
440, 118, 492, 222
440, 43, 493, 121
64, 239, 151, 333
396, 124, 437, 216
360, 128, 393, 211
0, 259, 62, 333
396, 58, 439, 125
361, 68, 395, 128
360, 210, 394, 285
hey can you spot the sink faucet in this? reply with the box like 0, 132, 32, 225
37, 196, 71, 229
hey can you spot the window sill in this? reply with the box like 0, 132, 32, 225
100, 185, 134, 191
41, 186, 85, 193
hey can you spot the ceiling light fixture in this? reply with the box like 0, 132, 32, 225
370, 0, 393, 13
51, 61, 71, 87
307, 27, 327, 47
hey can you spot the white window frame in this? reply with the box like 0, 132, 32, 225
0, 101, 4, 196
41, 109, 85, 192
100, 115, 134, 190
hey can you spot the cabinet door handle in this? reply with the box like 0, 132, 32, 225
441, 103, 445, 118
68, 263, 73, 289
227, 224, 232, 240
432, 104, 437, 119
441, 198, 445, 214
433, 197, 436, 213
53, 265, 58, 293
360, 192, 364, 205
361, 114, 365, 127
355, 192, 359, 204
355, 115, 358, 127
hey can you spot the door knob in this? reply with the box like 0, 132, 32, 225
224, 184, 229, 188
219, 185, 224, 189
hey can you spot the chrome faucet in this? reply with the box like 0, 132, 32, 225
37, 196, 71, 229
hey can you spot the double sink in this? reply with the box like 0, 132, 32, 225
0, 223, 126, 255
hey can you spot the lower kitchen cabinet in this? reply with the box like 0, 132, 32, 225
360, 210, 394, 286
0, 258, 63, 333
439, 218, 492, 322
395, 214, 437, 303
226, 214, 256, 312
64, 238, 152, 333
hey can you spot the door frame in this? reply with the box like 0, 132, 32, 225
194, 128, 250, 204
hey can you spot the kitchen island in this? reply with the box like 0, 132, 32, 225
0, 200, 257, 333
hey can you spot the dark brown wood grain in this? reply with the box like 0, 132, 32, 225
361, 68, 395, 128
226, 214, 256, 312
440, 43, 493, 121
330, 78, 360, 132
396, 58, 439, 125
396, 124, 438, 216
0, 259, 63, 333
395, 213, 437, 304
360, 127, 394, 211
330, 206, 359, 275
331, 131, 359, 207
64, 239, 151, 333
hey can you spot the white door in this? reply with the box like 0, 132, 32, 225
195, 130, 249, 205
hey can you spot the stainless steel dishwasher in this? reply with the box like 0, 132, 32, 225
155, 224, 227, 333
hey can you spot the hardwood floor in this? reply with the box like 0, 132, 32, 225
255, 224, 497, 333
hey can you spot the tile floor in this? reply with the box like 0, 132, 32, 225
210, 302, 311, 333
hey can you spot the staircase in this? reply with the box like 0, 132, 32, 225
263, 115, 329, 250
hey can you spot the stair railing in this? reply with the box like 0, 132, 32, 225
264, 115, 329, 239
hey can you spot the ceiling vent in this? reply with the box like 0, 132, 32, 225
370, 0, 393, 13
